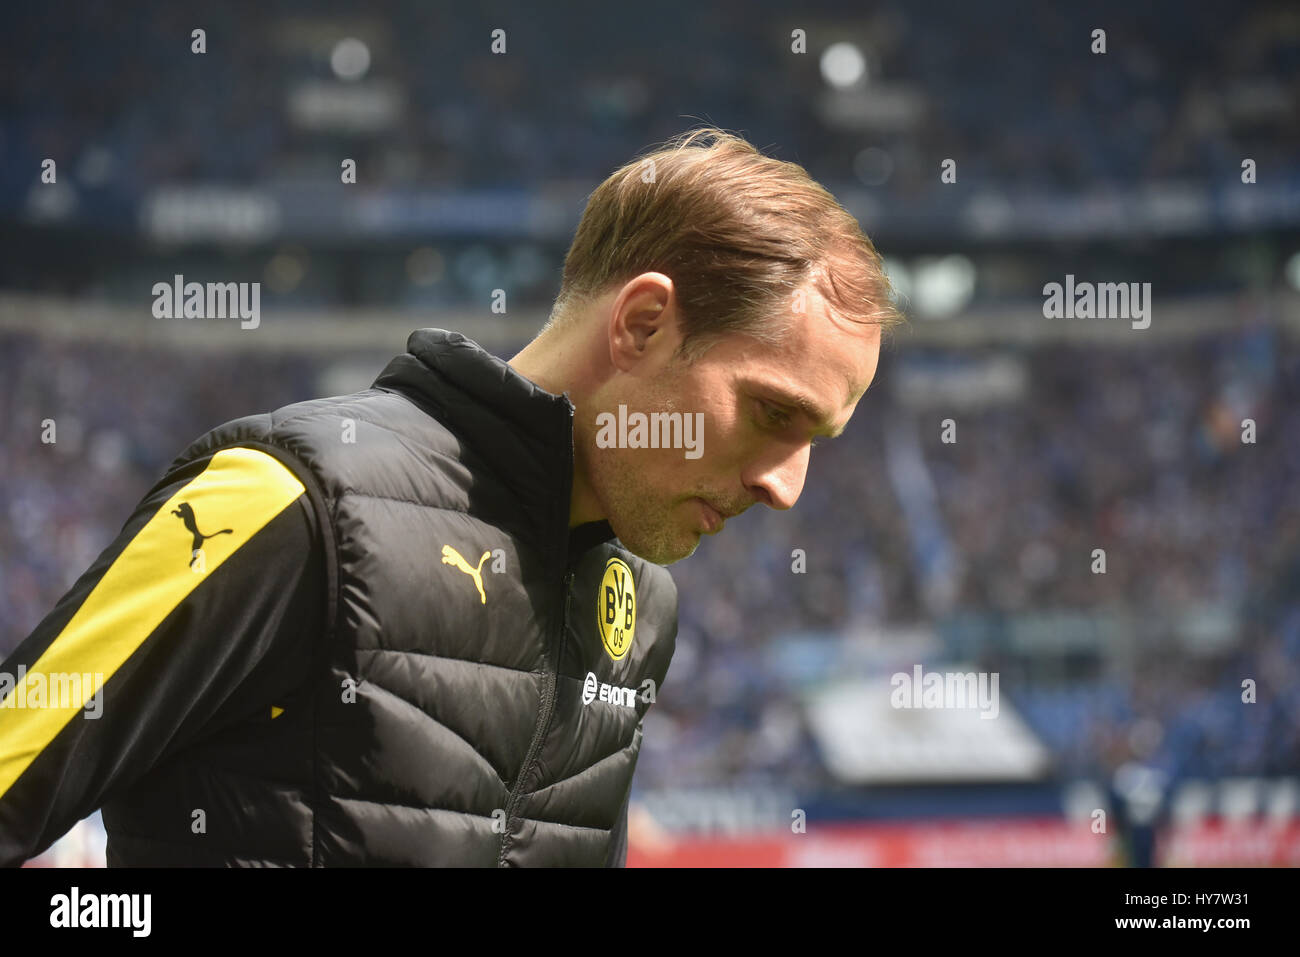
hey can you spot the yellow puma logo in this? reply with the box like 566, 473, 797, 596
441, 544, 490, 604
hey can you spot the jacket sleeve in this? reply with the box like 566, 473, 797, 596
0, 446, 323, 866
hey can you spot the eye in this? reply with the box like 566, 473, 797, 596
755, 398, 793, 431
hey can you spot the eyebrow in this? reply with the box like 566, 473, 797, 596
757, 384, 846, 439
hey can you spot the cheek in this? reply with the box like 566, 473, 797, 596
702, 403, 756, 465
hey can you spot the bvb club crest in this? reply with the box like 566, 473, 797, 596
597, 557, 636, 661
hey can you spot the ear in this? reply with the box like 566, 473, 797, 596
607, 273, 681, 373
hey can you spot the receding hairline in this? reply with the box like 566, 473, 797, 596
545, 125, 906, 347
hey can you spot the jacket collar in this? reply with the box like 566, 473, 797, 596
371, 328, 615, 562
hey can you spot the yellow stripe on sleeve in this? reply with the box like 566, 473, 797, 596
0, 447, 306, 800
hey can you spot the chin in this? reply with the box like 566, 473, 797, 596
613, 525, 699, 566
640, 544, 698, 566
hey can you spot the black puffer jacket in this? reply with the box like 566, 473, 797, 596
0, 329, 678, 867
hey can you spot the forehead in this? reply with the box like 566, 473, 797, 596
709, 285, 882, 409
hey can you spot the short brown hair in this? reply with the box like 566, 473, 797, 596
549, 126, 904, 360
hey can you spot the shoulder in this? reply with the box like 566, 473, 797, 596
166, 388, 464, 491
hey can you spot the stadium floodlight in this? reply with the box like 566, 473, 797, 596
911, 254, 976, 319
331, 37, 371, 81
820, 42, 867, 89
1285, 250, 1300, 292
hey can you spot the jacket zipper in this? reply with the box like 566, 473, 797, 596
497, 401, 577, 866
498, 569, 572, 865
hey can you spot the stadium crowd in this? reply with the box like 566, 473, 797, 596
2, 1, 1296, 216
3, 308, 1296, 794
1, 0, 1296, 851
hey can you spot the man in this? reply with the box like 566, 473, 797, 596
0, 127, 900, 866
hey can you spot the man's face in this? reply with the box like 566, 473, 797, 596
579, 282, 882, 565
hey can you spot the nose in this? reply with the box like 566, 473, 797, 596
741, 442, 810, 510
